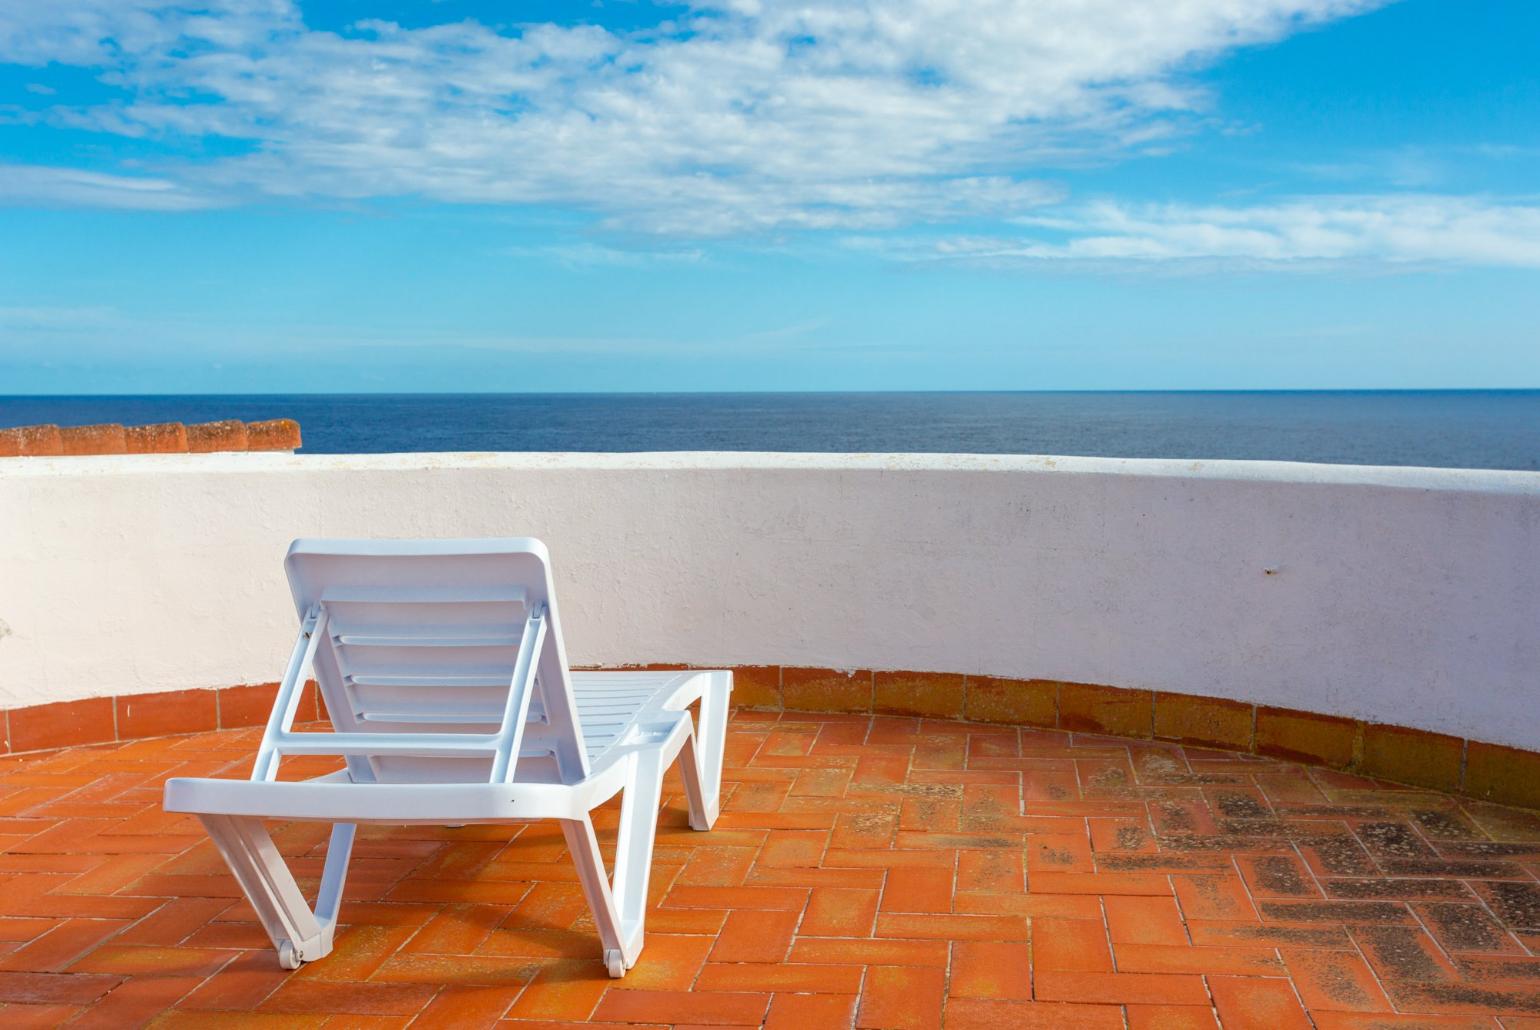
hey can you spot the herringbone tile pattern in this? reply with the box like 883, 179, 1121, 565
1, 709, 1539, 1027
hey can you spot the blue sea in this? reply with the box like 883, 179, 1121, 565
2, 392, 1538, 471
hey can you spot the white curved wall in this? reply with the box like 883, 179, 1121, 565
2, 451, 1537, 749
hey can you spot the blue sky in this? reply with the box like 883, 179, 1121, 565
1, 0, 1537, 392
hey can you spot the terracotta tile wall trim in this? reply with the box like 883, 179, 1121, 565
2, 683, 320, 755
0, 418, 300, 457
2, 667, 1536, 811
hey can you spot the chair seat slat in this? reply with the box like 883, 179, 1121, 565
346, 673, 513, 687
335, 634, 520, 647
319, 585, 528, 605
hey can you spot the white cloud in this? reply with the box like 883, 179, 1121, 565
0, 0, 1389, 232
0, 162, 213, 209
0, 304, 122, 331
501, 241, 707, 268
851, 195, 1540, 269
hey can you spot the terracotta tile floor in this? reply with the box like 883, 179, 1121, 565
2, 710, 1540, 1028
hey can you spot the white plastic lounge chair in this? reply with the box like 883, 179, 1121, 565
163, 539, 731, 978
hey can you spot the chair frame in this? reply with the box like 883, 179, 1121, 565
164, 540, 730, 977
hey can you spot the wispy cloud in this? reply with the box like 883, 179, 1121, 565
0, 162, 214, 210
500, 242, 707, 269
0, 304, 124, 332
0, 0, 1388, 232
848, 194, 1540, 270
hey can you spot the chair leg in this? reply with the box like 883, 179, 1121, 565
560, 814, 626, 977
198, 814, 348, 969
314, 822, 356, 932
611, 747, 666, 962
678, 670, 730, 831
561, 746, 668, 978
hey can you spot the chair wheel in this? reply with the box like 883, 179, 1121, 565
605, 949, 625, 978
278, 941, 301, 969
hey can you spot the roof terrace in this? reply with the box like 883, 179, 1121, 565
4, 708, 1540, 1026
1, 448, 1538, 1025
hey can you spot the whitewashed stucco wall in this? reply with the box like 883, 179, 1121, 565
1, 452, 1537, 748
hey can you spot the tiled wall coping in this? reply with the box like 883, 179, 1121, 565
3, 667, 1537, 812
0, 418, 301, 456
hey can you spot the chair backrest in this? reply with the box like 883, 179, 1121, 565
282, 539, 589, 786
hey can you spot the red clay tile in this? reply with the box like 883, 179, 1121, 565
758, 828, 828, 867
185, 419, 249, 453
1104, 895, 1189, 946
1112, 942, 1283, 975
0, 707, 1534, 1028
67, 944, 233, 979
1350, 925, 1461, 985
401, 903, 505, 955
1172, 873, 1258, 921
789, 937, 950, 968
664, 885, 808, 911
7, 697, 116, 752
177, 949, 290, 1011
1237, 853, 1324, 900
730, 666, 781, 709
1254, 707, 1359, 768
261, 978, 435, 1016
1282, 948, 1393, 1012
874, 912, 1028, 941
1153, 691, 1254, 750
0, 919, 128, 973
1059, 682, 1154, 738
800, 887, 878, 936
873, 671, 965, 719
950, 940, 1031, 999
1360, 723, 1465, 792
503, 960, 607, 1021
69, 972, 206, 1027
605, 933, 712, 991
216, 683, 281, 728
1210, 976, 1314, 1028
781, 668, 873, 713
1033, 971, 1210, 1006
1464, 740, 1540, 810
58, 424, 127, 456
0, 919, 66, 943
594, 987, 770, 1026
946, 998, 1126, 1028
0, 1002, 92, 1026
246, 418, 302, 451
694, 961, 863, 993
3, 425, 64, 457
0, 970, 123, 1005
956, 849, 1023, 894
1309, 1016, 1495, 1029
963, 676, 1059, 728
856, 964, 944, 1030
1027, 832, 1094, 875
116, 689, 218, 740
411, 984, 520, 1026
1032, 871, 1172, 896
880, 864, 954, 913
1033, 918, 1113, 972
709, 908, 800, 963
1124, 1004, 1220, 1029
295, 924, 416, 982
763, 992, 858, 1030
123, 422, 188, 454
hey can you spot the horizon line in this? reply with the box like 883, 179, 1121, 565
5, 387, 1540, 400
